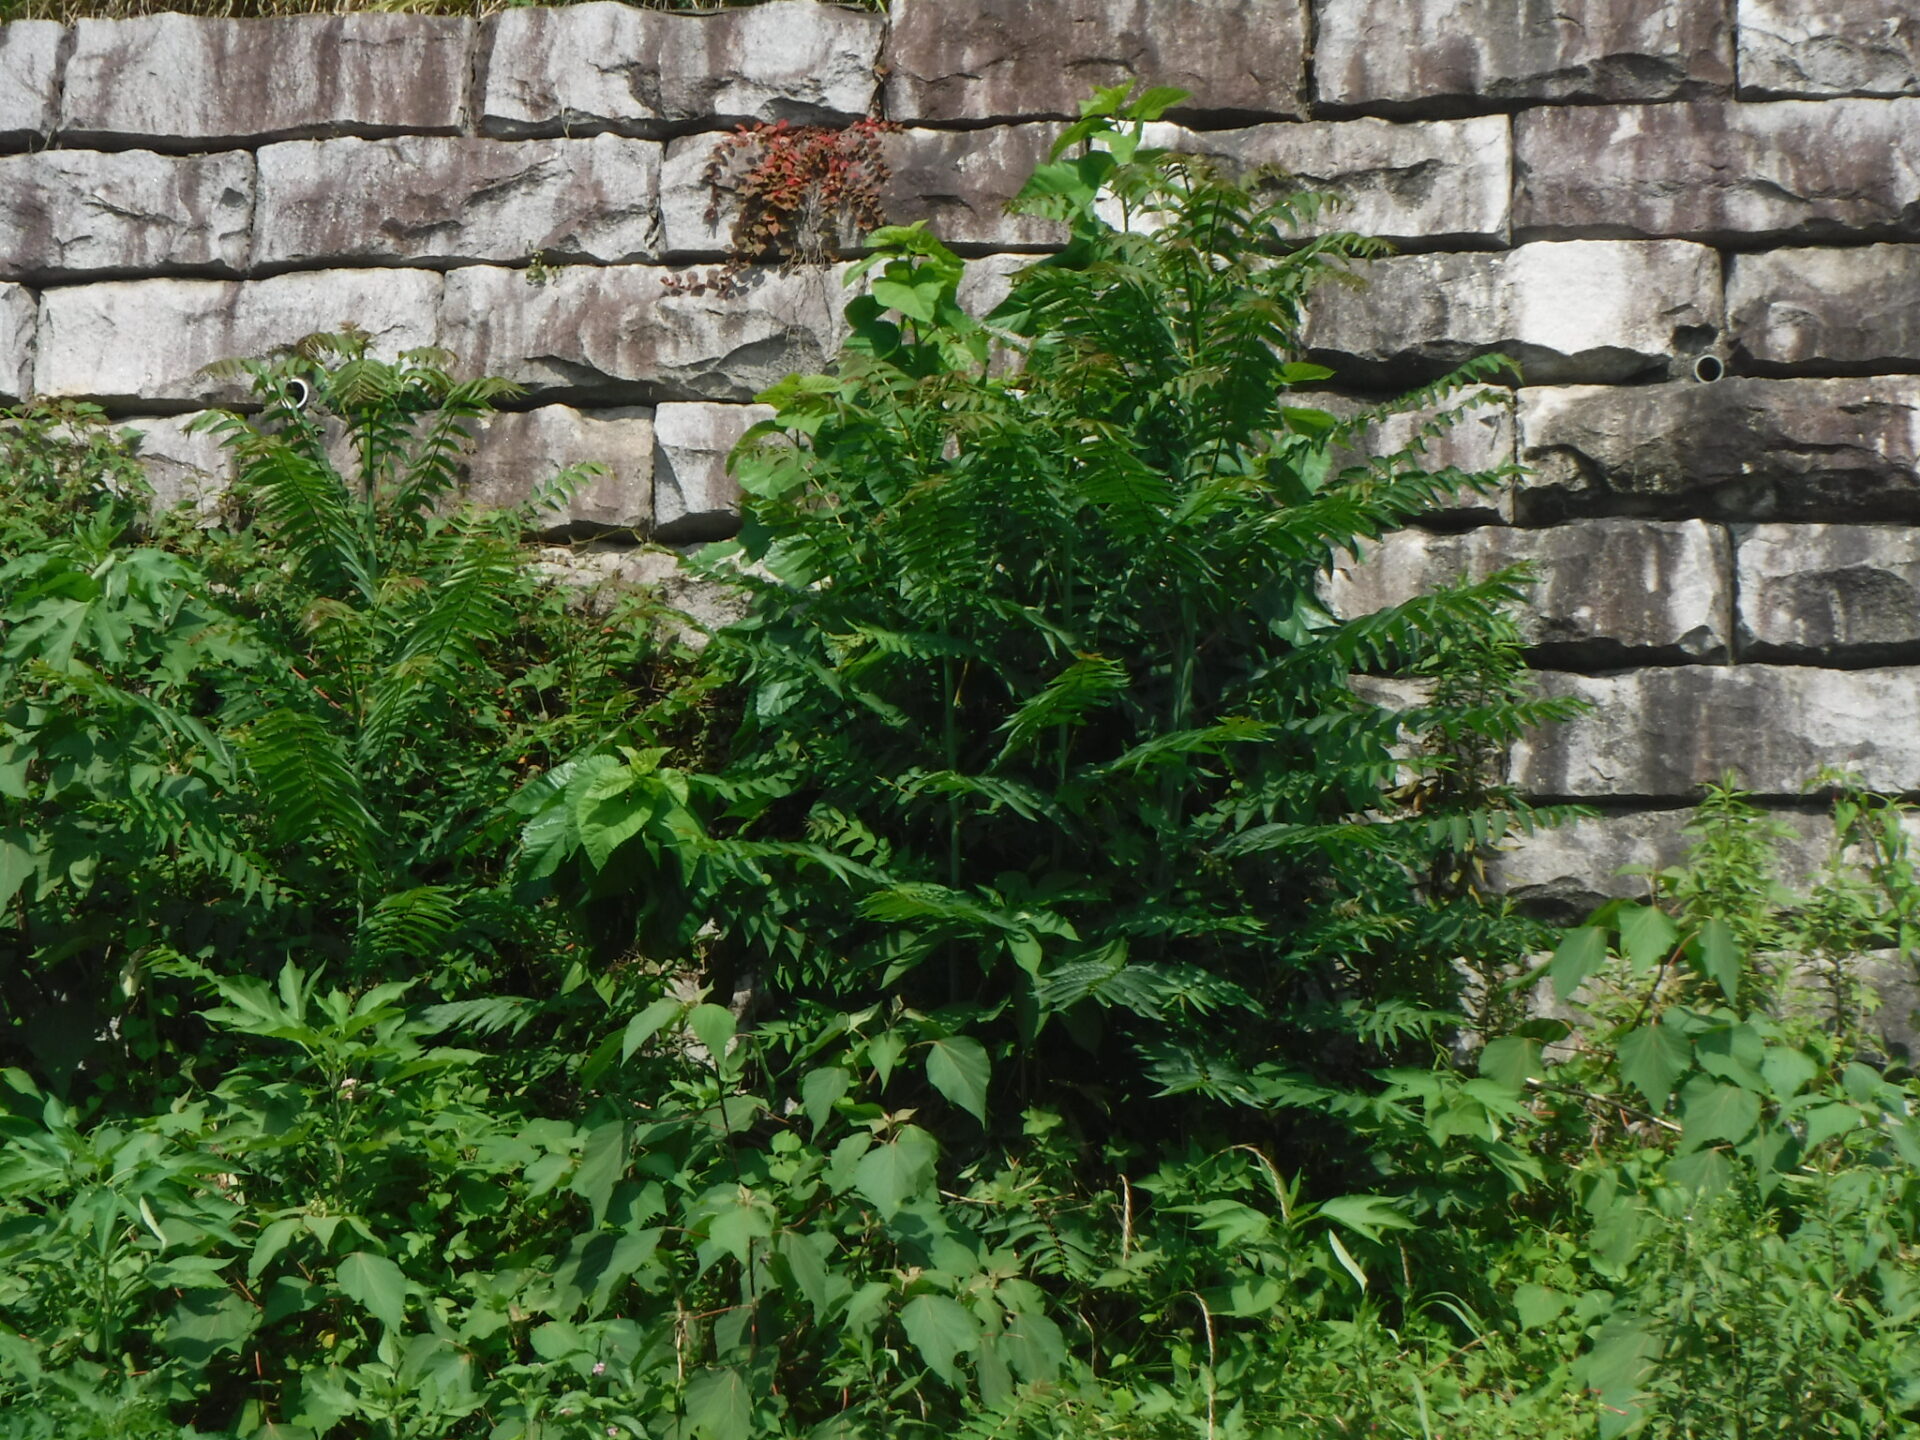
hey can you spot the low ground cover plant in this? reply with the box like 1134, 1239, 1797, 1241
2, 86, 1918, 1440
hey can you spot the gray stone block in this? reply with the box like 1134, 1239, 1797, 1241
1514, 98, 1920, 244
0, 21, 62, 150
1736, 524, 1920, 663
1729, 245, 1920, 374
1137, 115, 1510, 249
1516, 378, 1920, 523
438, 264, 847, 405
0, 149, 253, 283
254, 136, 661, 272
883, 0, 1308, 124
1511, 664, 1920, 798
1315, 0, 1734, 114
1739, 0, 1920, 99
121, 414, 233, 520
60, 13, 471, 150
1487, 807, 1841, 920
1, 282, 35, 404
480, 0, 881, 139
652, 401, 772, 542
1324, 519, 1731, 666
1305, 240, 1722, 386
33, 269, 442, 409
879, 126, 1069, 252
534, 543, 749, 642
463, 405, 654, 536
956, 253, 1035, 324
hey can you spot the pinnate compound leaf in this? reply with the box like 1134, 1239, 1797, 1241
685, 1366, 752, 1440
336, 1251, 408, 1333
900, 1294, 979, 1386
925, 1034, 990, 1123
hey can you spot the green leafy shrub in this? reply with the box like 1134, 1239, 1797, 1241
0, 338, 677, 1096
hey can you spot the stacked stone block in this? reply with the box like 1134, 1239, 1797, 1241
1, 0, 1918, 917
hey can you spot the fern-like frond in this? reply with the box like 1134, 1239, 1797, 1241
241, 707, 373, 877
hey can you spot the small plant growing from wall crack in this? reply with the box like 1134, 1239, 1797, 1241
666, 117, 898, 297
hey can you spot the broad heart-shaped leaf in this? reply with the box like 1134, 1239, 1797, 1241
852, 1124, 939, 1218
1678, 1078, 1761, 1151
623, 997, 685, 1061
800, 1065, 850, 1135
1616, 904, 1680, 975
570, 1120, 626, 1228
1617, 1022, 1693, 1109
1690, 915, 1741, 1001
899, 1294, 980, 1386
335, 1251, 407, 1333
924, 1035, 990, 1123
689, 1004, 737, 1065
1477, 1036, 1543, 1093
161, 1289, 258, 1365
1548, 926, 1608, 1004
685, 1366, 752, 1440
1581, 1316, 1659, 1440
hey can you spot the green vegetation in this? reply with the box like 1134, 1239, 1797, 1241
4, 88, 1920, 1440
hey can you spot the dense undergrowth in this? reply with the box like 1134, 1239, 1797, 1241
0, 0, 878, 26
4, 89, 1920, 1440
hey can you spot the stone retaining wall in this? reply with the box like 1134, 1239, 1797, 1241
2, 0, 1918, 907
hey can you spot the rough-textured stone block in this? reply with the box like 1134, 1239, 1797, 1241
1488, 808, 1839, 919
1729, 245, 1920, 375
254, 137, 660, 271
462, 406, 653, 536
1515, 99, 1920, 244
1, 283, 35, 404
1517, 379, 1920, 523
34, 270, 442, 410
652, 401, 772, 541
1306, 240, 1722, 386
1316, 0, 1734, 114
122, 414, 233, 519
879, 127, 1068, 252
1293, 386, 1515, 522
1136, 115, 1509, 249
1326, 519, 1730, 665
1736, 524, 1920, 663
438, 264, 847, 405
1511, 664, 1920, 798
884, 0, 1308, 124
0, 150, 253, 283
660, 126, 1062, 260
0, 21, 62, 150
481, 0, 880, 139
534, 543, 749, 641
60, 14, 470, 150
1739, 0, 1920, 99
